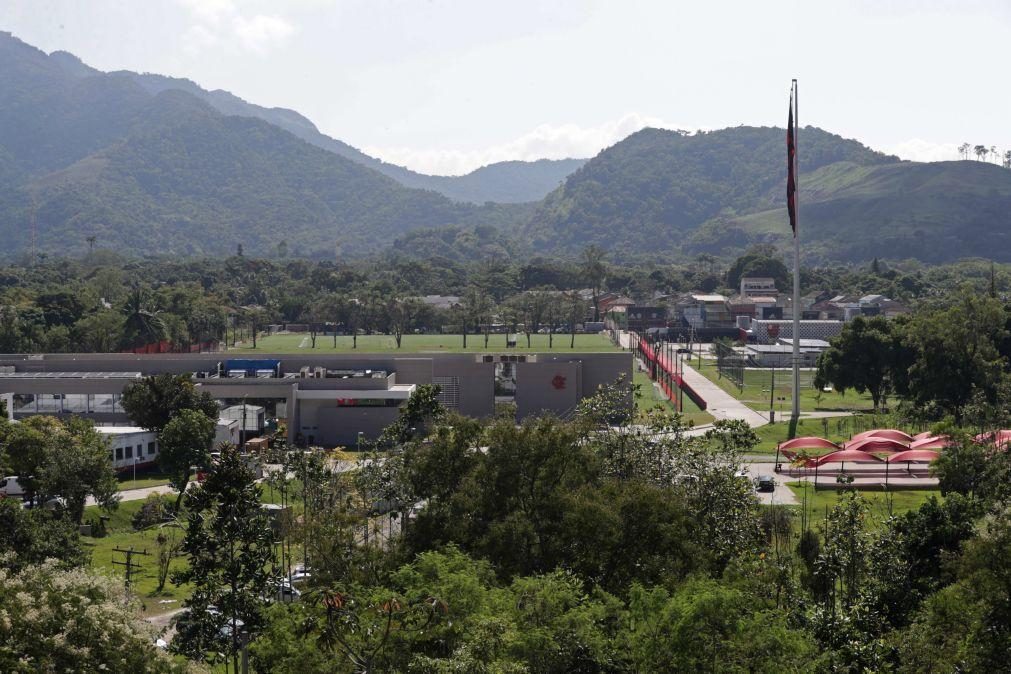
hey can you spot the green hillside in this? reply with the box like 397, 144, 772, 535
687, 160, 1011, 262
0, 33, 530, 257
522, 126, 895, 256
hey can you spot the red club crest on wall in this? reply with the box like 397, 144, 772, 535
551, 374, 567, 390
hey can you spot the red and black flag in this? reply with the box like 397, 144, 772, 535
786, 87, 797, 236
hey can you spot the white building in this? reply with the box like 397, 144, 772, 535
96, 426, 159, 472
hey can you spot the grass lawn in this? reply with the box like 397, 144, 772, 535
786, 481, 942, 527
695, 360, 875, 415
118, 471, 172, 491
227, 332, 620, 353
84, 480, 296, 617
83, 499, 191, 616
633, 369, 714, 427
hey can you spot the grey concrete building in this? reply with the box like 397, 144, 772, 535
0, 351, 630, 447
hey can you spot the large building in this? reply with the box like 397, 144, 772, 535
0, 352, 630, 447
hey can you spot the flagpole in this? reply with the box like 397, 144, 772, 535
791, 79, 801, 421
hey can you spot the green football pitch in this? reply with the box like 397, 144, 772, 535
226, 332, 621, 353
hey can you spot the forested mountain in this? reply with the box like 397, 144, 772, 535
1, 33, 582, 204
687, 159, 1011, 262
522, 125, 897, 256
522, 125, 1011, 262
0, 32, 529, 257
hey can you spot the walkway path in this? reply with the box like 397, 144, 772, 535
678, 360, 770, 428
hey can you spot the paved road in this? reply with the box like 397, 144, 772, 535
742, 461, 798, 505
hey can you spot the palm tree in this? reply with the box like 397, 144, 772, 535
121, 286, 166, 349
86, 235, 96, 253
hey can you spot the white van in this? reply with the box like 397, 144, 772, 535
0, 476, 26, 499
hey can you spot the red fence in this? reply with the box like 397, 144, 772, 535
633, 333, 707, 411
124, 339, 220, 354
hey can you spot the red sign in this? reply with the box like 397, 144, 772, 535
551, 374, 567, 390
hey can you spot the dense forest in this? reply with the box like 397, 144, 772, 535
2, 248, 1011, 354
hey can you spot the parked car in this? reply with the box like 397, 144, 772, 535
754, 475, 776, 492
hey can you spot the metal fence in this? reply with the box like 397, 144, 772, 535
713, 340, 746, 390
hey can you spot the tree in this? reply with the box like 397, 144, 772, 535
903, 292, 1007, 422
0, 415, 118, 523
73, 310, 125, 352
121, 285, 166, 349
726, 248, 790, 293
0, 497, 86, 572
386, 297, 421, 349
566, 292, 586, 348
0, 560, 187, 673
814, 316, 900, 411
158, 409, 216, 510
958, 142, 971, 160
581, 245, 607, 321
172, 445, 275, 672
121, 373, 220, 433
974, 144, 988, 161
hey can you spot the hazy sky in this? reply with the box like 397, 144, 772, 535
3, 0, 1009, 175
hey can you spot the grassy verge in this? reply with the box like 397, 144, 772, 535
117, 471, 173, 491
633, 369, 714, 427
695, 360, 875, 415
785, 481, 942, 528
83, 499, 191, 616
227, 332, 621, 353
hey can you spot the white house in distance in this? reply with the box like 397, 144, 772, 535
96, 426, 159, 472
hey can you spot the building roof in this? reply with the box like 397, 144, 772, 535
691, 294, 727, 303
95, 426, 152, 435
777, 338, 831, 348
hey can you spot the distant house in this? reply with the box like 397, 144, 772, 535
418, 295, 461, 311
740, 277, 779, 298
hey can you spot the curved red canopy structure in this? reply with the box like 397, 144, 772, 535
778, 436, 841, 451
974, 430, 1011, 447
811, 449, 884, 466
886, 449, 940, 463
851, 429, 913, 443
909, 436, 953, 450
912, 431, 935, 441
844, 437, 910, 454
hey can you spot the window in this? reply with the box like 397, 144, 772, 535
125, 446, 133, 459
116, 447, 123, 460
137, 444, 142, 457
148, 442, 157, 456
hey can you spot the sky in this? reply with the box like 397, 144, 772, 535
2, 0, 1009, 175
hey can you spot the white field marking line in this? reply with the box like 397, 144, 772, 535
298, 336, 310, 348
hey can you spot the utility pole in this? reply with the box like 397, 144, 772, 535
112, 547, 150, 589
769, 365, 776, 424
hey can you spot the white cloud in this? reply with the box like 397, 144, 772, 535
363, 112, 694, 175
176, 0, 294, 55
882, 138, 960, 162
233, 14, 295, 53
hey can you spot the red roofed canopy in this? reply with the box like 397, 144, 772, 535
909, 436, 954, 450
844, 437, 910, 454
778, 436, 841, 451
811, 449, 884, 466
886, 449, 941, 463
852, 429, 914, 443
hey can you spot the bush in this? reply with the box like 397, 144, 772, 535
132, 493, 173, 530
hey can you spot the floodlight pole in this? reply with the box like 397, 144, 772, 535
791, 78, 802, 421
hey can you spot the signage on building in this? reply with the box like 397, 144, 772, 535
551, 374, 567, 390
